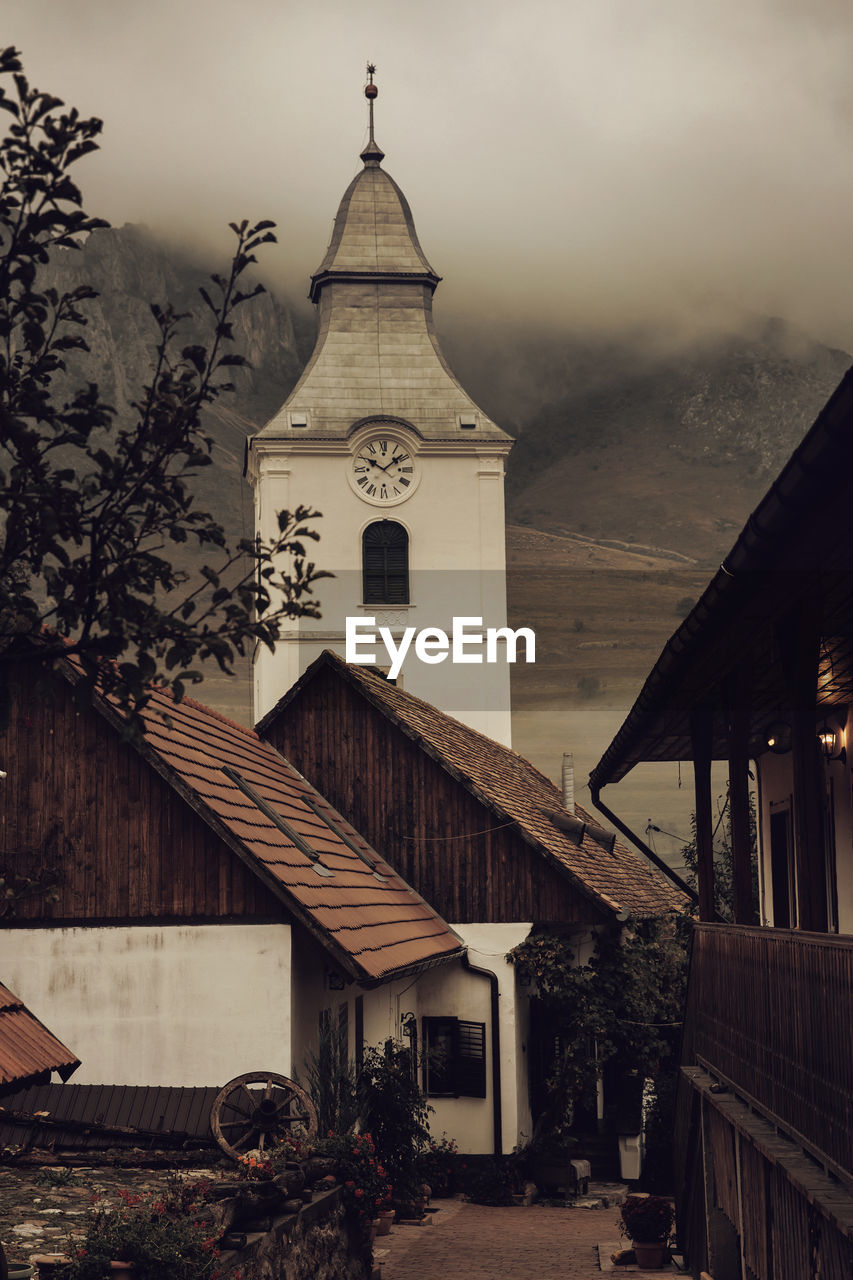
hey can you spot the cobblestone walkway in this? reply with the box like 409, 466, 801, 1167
0, 1165, 218, 1264
377, 1199, 674, 1279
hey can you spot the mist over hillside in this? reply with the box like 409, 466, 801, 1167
35, 223, 852, 843
46, 229, 851, 558
443, 318, 850, 564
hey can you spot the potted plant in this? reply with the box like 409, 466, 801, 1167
619, 1194, 675, 1270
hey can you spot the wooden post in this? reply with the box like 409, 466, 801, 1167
777, 610, 827, 933
726, 666, 755, 925
690, 704, 715, 922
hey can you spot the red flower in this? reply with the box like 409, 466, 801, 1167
354, 1188, 364, 1198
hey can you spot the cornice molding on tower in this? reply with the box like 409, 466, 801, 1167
247, 436, 513, 461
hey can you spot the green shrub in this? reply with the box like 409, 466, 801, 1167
462, 1158, 515, 1206
358, 1041, 432, 1214
69, 1183, 218, 1280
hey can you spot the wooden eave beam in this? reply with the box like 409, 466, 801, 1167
725, 664, 755, 926
690, 703, 716, 923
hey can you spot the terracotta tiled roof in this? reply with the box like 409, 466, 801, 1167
59, 663, 463, 986
0, 983, 79, 1092
263, 652, 687, 918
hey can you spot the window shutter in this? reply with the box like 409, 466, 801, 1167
363, 521, 409, 604
455, 1020, 487, 1098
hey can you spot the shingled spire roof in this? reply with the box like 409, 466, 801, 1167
255, 69, 511, 443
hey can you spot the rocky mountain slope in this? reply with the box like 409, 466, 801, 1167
445, 319, 851, 565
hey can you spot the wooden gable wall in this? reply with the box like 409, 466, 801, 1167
262, 667, 606, 926
0, 671, 283, 923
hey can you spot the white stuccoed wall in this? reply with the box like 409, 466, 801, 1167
0, 924, 292, 1085
449, 923, 534, 1154
287, 928, 532, 1156
250, 436, 513, 746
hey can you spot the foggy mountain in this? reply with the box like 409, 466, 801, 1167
37, 225, 852, 725
444, 319, 851, 566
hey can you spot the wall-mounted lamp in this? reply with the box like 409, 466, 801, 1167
765, 721, 792, 754
818, 720, 847, 765
400, 1011, 417, 1039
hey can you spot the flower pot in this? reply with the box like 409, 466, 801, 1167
632, 1241, 667, 1269
33, 1256, 72, 1280
109, 1264, 135, 1280
7, 1265, 36, 1280
377, 1209, 395, 1236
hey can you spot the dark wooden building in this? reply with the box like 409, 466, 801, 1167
590, 369, 853, 1277
0, 659, 463, 1091
258, 650, 686, 929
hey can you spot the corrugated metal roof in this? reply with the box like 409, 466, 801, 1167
0, 983, 79, 1093
0, 1083, 219, 1150
59, 661, 463, 985
260, 652, 687, 919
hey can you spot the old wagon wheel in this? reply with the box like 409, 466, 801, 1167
210, 1071, 318, 1161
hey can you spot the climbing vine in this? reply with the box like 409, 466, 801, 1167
509, 916, 689, 1133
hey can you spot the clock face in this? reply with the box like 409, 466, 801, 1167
350, 436, 418, 504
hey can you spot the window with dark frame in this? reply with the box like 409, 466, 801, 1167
422, 1016, 486, 1098
362, 520, 409, 604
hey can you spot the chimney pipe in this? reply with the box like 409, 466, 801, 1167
562, 753, 575, 812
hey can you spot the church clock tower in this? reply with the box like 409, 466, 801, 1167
247, 69, 514, 744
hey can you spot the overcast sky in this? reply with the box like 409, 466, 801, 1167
7, 0, 853, 348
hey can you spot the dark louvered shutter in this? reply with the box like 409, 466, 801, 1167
422, 1017, 487, 1097
455, 1020, 487, 1098
363, 521, 409, 604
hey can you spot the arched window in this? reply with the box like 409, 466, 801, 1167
362, 521, 409, 604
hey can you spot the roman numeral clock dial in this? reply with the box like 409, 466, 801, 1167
349, 435, 420, 505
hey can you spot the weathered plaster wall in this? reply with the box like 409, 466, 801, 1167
0, 923, 292, 1085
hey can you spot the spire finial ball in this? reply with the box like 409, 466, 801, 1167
365, 62, 378, 99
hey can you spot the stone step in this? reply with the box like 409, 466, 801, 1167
569, 1181, 630, 1210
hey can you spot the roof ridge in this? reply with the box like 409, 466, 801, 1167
331, 652, 559, 778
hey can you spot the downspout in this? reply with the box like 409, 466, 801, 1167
590, 784, 697, 904
462, 954, 502, 1157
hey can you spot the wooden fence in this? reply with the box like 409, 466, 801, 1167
683, 923, 853, 1179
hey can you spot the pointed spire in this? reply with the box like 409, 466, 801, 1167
360, 62, 385, 167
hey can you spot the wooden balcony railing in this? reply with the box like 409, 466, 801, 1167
683, 923, 853, 1179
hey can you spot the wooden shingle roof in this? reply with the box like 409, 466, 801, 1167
260, 652, 688, 919
0, 983, 79, 1092
59, 663, 463, 986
